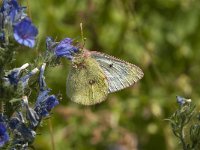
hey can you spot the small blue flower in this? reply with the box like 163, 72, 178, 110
19, 68, 39, 89
4, 63, 29, 86
9, 0, 19, 8
9, 113, 35, 146
7, 69, 20, 86
0, 123, 9, 147
1, 0, 20, 12
13, 122, 36, 144
22, 96, 39, 128
7, 0, 20, 22
0, 0, 25, 23
55, 38, 79, 60
13, 17, 38, 48
0, 114, 7, 123
9, 117, 20, 129
46, 95, 59, 112
35, 90, 50, 106
35, 95, 59, 117
3, 66, 38, 90
176, 96, 185, 105
39, 63, 47, 91
46, 36, 56, 51
26, 107, 39, 128
176, 96, 191, 106
0, 31, 5, 42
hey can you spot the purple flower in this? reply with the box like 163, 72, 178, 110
12, 122, 36, 144
0, 0, 25, 23
7, 0, 20, 22
176, 96, 185, 105
22, 96, 39, 128
13, 17, 38, 48
3, 63, 37, 89
35, 94, 59, 117
35, 90, 50, 106
4, 63, 29, 86
7, 69, 20, 86
0, 114, 7, 123
19, 68, 39, 89
4, 64, 38, 89
46, 95, 59, 112
0, 31, 5, 42
1, 0, 20, 12
55, 38, 79, 60
0, 123, 9, 147
9, 117, 20, 130
176, 96, 191, 106
46, 36, 56, 51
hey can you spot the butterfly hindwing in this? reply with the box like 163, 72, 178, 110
66, 55, 109, 105
91, 51, 144, 93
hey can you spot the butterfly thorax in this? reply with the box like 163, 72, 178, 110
71, 49, 91, 69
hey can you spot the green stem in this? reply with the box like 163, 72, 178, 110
180, 125, 188, 150
48, 118, 55, 150
0, 101, 4, 113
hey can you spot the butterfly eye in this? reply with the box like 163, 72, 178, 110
109, 64, 113, 68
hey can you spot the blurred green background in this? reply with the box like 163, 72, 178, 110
16, 0, 200, 149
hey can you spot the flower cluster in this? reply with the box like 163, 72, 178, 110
0, 0, 80, 149
0, 0, 38, 47
1, 63, 59, 148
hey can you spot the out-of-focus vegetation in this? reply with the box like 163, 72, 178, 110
16, 0, 200, 149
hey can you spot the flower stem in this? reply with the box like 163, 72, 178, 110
0, 100, 4, 113
180, 126, 187, 150
48, 118, 55, 150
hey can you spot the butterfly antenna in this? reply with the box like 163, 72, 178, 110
26, 0, 32, 20
80, 23, 86, 48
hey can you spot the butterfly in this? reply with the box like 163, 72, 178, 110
66, 48, 144, 105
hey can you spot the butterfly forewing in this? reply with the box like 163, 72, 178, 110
66, 55, 109, 105
91, 51, 144, 93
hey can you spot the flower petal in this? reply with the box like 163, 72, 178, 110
13, 17, 38, 48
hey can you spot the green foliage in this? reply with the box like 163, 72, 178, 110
13, 0, 200, 149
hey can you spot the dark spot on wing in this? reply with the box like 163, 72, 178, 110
89, 79, 96, 85
109, 63, 113, 68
